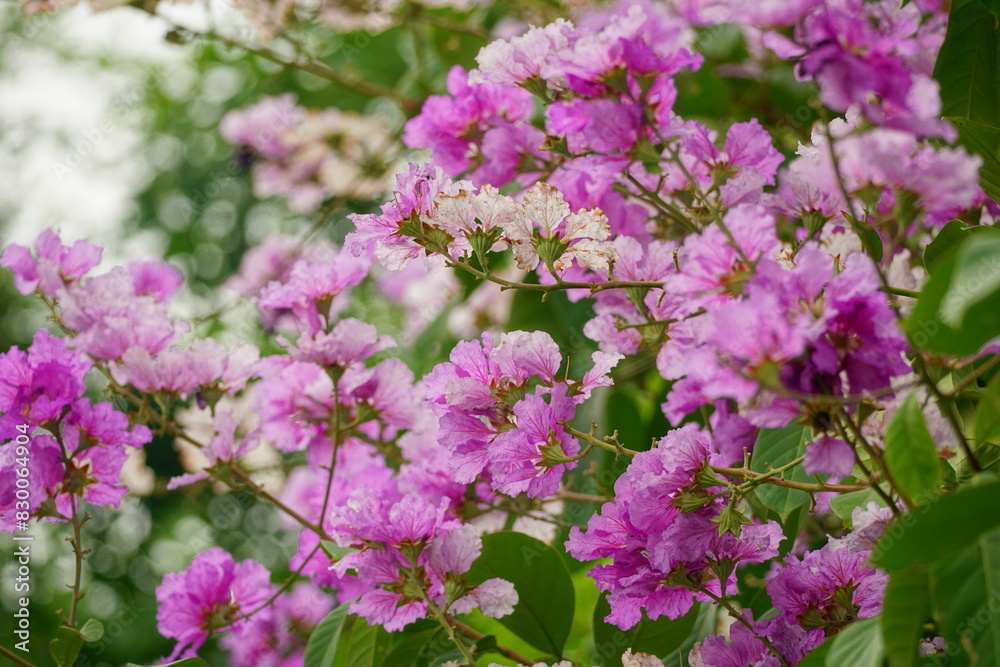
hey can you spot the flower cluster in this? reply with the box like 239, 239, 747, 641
221, 94, 398, 212
5, 0, 998, 664
567, 425, 783, 630
426, 330, 620, 498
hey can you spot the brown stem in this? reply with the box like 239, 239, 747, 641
711, 466, 868, 494
0, 645, 38, 667
447, 616, 535, 666
449, 258, 664, 295
555, 489, 612, 504
227, 465, 335, 542
834, 414, 903, 516
228, 544, 322, 624
139, 8, 420, 110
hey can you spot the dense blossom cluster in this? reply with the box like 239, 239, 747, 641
2, 0, 995, 665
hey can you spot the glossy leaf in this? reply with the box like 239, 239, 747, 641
749, 426, 812, 519
884, 395, 942, 506
304, 604, 351, 667
465, 531, 575, 657
873, 481, 1000, 570
826, 617, 885, 666
334, 617, 391, 667
882, 568, 930, 667
907, 234, 1000, 355
975, 373, 1000, 446
592, 593, 699, 667
930, 527, 1000, 667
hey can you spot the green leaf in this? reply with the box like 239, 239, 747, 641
78, 618, 105, 643
49, 626, 85, 667
798, 617, 884, 666
749, 426, 812, 519
873, 480, 1000, 570
796, 634, 833, 666
334, 617, 391, 667
826, 617, 885, 666
465, 531, 575, 657
933, 0, 1000, 124
829, 489, 887, 527
658, 603, 718, 667
941, 234, 1000, 329
884, 395, 943, 506
380, 629, 447, 667
882, 568, 930, 667
845, 212, 884, 263
907, 234, 1000, 355
924, 220, 974, 274
952, 117, 1000, 205
592, 594, 699, 667
930, 526, 1000, 667
304, 604, 351, 667
158, 661, 211, 667
320, 540, 359, 561
975, 373, 1000, 446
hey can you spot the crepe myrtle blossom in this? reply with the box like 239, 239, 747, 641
1, 228, 102, 297
110, 340, 259, 399
425, 330, 620, 490
0, 332, 150, 530
58, 262, 187, 361
348, 168, 618, 277
156, 547, 274, 661
661, 242, 909, 428
253, 352, 423, 465
0, 330, 90, 438
506, 182, 618, 274
221, 94, 397, 210
165, 410, 261, 490
566, 425, 783, 630
329, 496, 517, 630
403, 66, 543, 188
690, 505, 891, 666
257, 245, 372, 335
220, 582, 334, 667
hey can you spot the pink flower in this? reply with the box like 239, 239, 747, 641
489, 388, 579, 498
156, 548, 273, 660
220, 583, 334, 667
0, 331, 90, 437
1, 228, 102, 296
257, 247, 371, 335
59, 267, 185, 360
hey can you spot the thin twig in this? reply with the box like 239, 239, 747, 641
447, 616, 535, 665
0, 645, 38, 667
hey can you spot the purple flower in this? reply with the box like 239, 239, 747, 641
489, 388, 579, 498
220, 583, 334, 667
257, 246, 371, 335
58, 267, 185, 360
156, 547, 273, 661
803, 435, 854, 478
567, 425, 782, 629
404, 66, 539, 188
328, 495, 517, 630
346, 164, 465, 270
0, 331, 90, 436
767, 542, 888, 636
